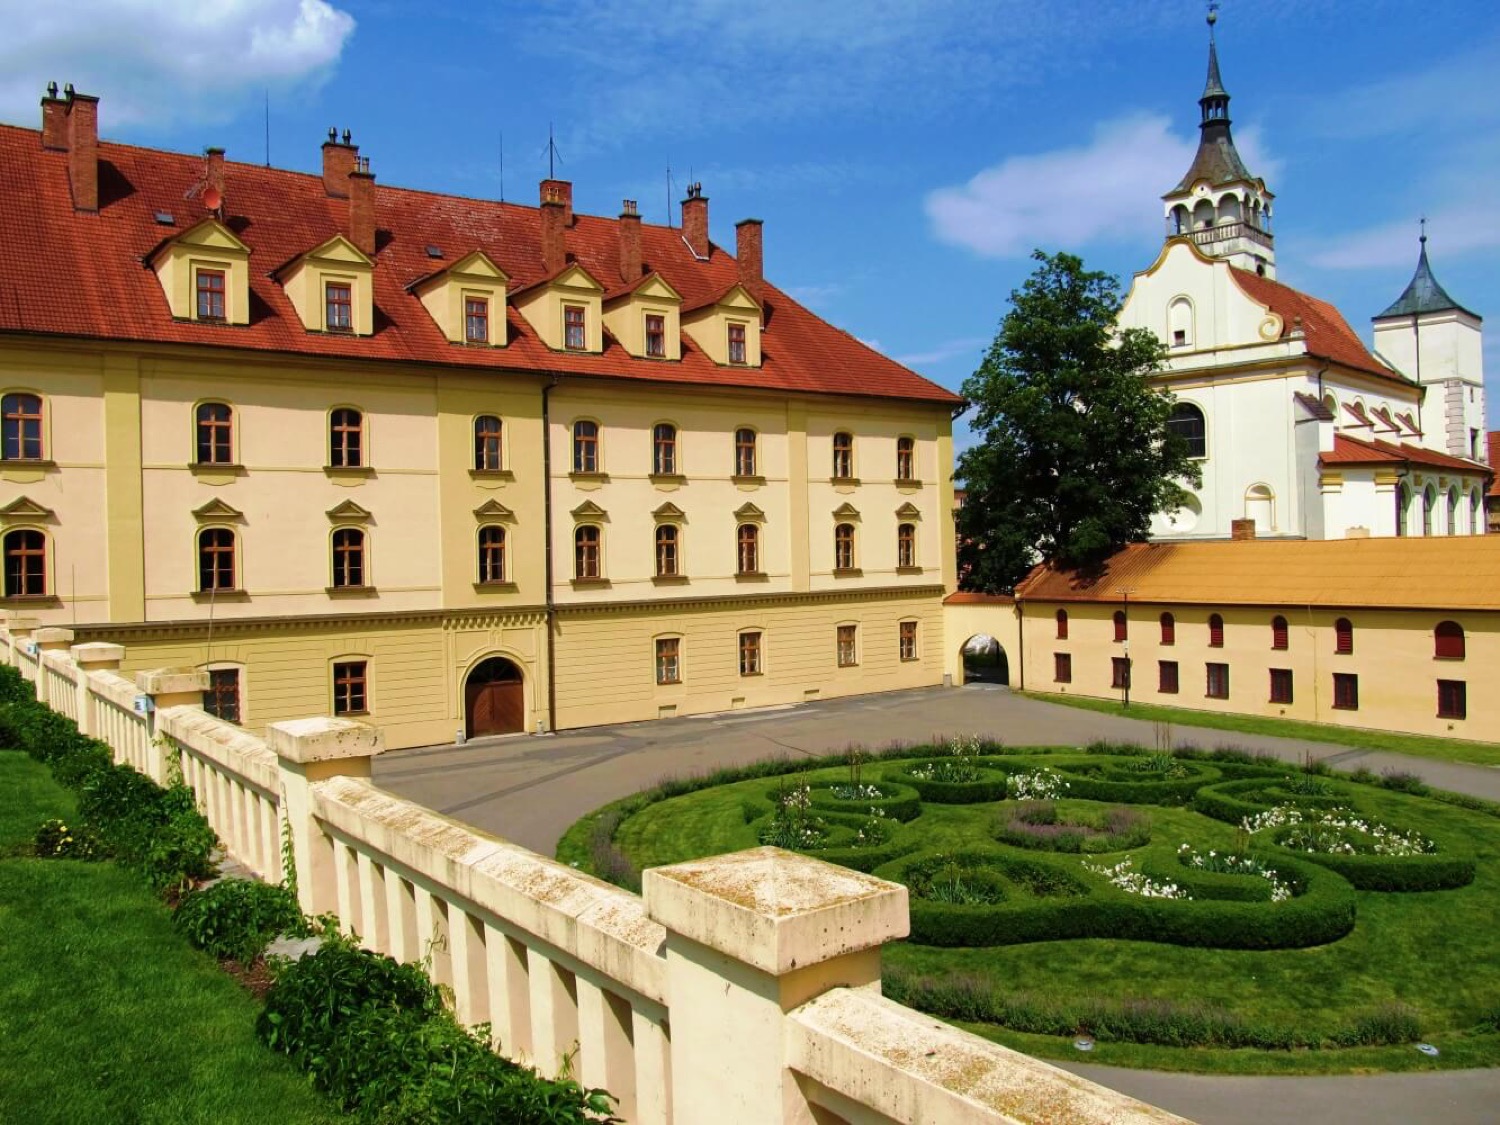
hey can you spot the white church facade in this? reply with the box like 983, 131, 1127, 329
1119, 17, 1489, 542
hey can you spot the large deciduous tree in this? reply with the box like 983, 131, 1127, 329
956, 250, 1200, 592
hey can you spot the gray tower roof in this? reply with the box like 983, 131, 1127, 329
1375, 238, 1478, 320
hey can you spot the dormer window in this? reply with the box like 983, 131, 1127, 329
564, 305, 586, 351
196, 269, 226, 321
465, 296, 490, 344
326, 282, 353, 333
646, 314, 666, 358
728, 323, 747, 365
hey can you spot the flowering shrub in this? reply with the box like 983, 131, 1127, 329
1178, 844, 1292, 902
851, 807, 892, 848
758, 782, 827, 850
1082, 856, 1189, 899
1130, 752, 1189, 779
1008, 768, 1069, 801
33, 817, 100, 859
828, 782, 885, 802
910, 734, 987, 783
1242, 805, 1435, 857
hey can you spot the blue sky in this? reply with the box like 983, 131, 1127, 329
2, 1, 1497, 449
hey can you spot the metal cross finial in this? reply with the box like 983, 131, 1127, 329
1419, 216, 1427, 245
1207, 1, 1219, 35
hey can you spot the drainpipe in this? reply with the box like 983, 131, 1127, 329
1014, 596, 1025, 691
542, 375, 560, 734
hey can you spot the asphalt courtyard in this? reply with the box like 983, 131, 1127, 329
374, 684, 1500, 1125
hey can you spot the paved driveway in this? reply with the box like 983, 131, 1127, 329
374, 684, 1500, 1125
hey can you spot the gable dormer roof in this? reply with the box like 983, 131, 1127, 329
681, 281, 762, 318
508, 260, 603, 300
145, 216, 250, 267
407, 249, 508, 294
603, 270, 681, 306
273, 232, 373, 280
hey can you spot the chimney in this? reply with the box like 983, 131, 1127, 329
1230, 518, 1257, 541
348, 159, 376, 256
681, 182, 709, 259
618, 199, 642, 281
735, 218, 763, 283
540, 179, 573, 226
64, 87, 99, 212
540, 189, 567, 274
204, 146, 225, 209
321, 127, 358, 198
40, 82, 67, 151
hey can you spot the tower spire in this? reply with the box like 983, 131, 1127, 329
1200, 4, 1230, 130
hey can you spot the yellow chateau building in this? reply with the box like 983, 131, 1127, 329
0, 89, 961, 749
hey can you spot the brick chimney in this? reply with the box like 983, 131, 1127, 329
681, 182, 709, 259
1230, 518, 1257, 541
348, 159, 376, 256
735, 218, 763, 283
540, 179, 573, 226
40, 83, 67, 151
204, 146, 225, 207
321, 127, 358, 198
64, 87, 99, 212
540, 188, 567, 274
618, 199, 643, 281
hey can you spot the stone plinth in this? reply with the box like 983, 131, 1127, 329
268, 716, 385, 765
71, 642, 124, 668
136, 668, 210, 697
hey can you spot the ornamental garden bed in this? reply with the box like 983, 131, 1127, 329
560, 739, 1500, 1075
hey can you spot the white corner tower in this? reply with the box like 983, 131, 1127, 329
1372, 227, 1487, 461
1161, 6, 1276, 278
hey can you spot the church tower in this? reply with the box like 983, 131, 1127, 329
1372, 229, 1487, 461
1162, 6, 1276, 278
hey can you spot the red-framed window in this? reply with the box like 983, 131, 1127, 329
1434, 621, 1465, 660
1054, 653, 1072, 683
896, 436, 915, 481
1333, 672, 1359, 711
734, 428, 757, 477
645, 314, 666, 358
899, 620, 918, 661
2, 393, 44, 461
1208, 613, 1225, 648
203, 668, 241, 724
655, 525, 679, 577
477, 525, 506, 584
1438, 679, 1467, 720
474, 415, 502, 471
1271, 615, 1289, 650
727, 322, 747, 364
331, 527, 366, 588
2, 529, 46, 597
737, 524, 759, 575
897, 523, 916, 568
1113, 610, 1127, 643
333, 660, 368, 715
1055, 609, 1068, 640
1334, 617, 1354, 655
329, 408, 363, 468
1111, 657, 1131, 690
197, 527, 236, 591
836, 624, 858, 668
1159, 660, 1179, 694
572, 420, 599, 473
1206, 662, 1229, 699
739, 631, 762, 676
564, 305, 586, 350
1269, 668, 1293, 704
575, 525, 601, 579
195, 402, 234, 465
196, 269, 226, 320
325, 281, 353, 332
653, 423, 677, 475
834, 523, 856, 570
655, 637, 681, 684
832, 431, 854, 479
1160, 612, 1175, 645
464, 296, 489, 344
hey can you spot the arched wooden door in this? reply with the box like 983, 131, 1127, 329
465, 657, 525, 737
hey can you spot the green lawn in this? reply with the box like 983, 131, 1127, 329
0, 752, 343, 1125
595, 749, 1500, 1075
1022, 691, 1500, 769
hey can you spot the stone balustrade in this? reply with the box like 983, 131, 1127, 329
0, 627, 1191, 1125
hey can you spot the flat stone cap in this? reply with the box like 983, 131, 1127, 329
136, 667, 210, 695
643, 847, 909, 975
268, 716, 384, 764
35, 626, 76, 645
3, 617, 42, 633
72, 642, 124, 664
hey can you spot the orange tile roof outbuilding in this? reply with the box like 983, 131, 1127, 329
0, 122, 961, 407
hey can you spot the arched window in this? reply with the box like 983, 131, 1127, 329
1167, 403, 1207, 458
195, 402, 233, 465
896, 436, 916, 481
1113, 610, 1127, 643
832, 431, 854, 479
897, 523, 916, 568
1447, 488, 1459, 536
330, 408, 363, 468
1434, 621, 1465, 660
652, 423, 677, 475
655, 524, 679, 577
2, 393, 44, 461
474, 415, 503, 471
834, 523, 856, 570
2, 529, 46, 597
1396, 482, 1410, 537
1245, 484, 1275, 533
734, 428, 757, 477
1208, 613, 1224, 648
737, 524, 759, 575
331, 527, 366, 588
1271, 614, 1289, 650
573, 420, 599, 473
574, 526, 601, 579
477, 525, 506, 584
1055, 609, 1068, 639
1160, 612, 1175, 645
197, 527, 236, 591
1167, 297, 1193, 348
1334, 617, 1354, 655
1421, 486, 1435, 536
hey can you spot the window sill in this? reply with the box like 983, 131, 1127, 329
731, 475, 765, 487
739, 670, 763, 678
0, 460, 57, 480
1331, 705, 1359, 712
0, 595, 60, 607
1437, 712, 1466, 721
569, 471, 610, 484
900, 656, 919, 663
656, 679, 682, 687
837, 662, 860, 670
469, 468, 515, 481
334, 710, 370, 718
652, 575, 690, 585
189, 462, 246, 477
472, 581, 518, 593
324, 465, 374, 478
649, 473, 687, 486
191, 589, 249, 603
570, 577, 611, 589
896, 565, 924, 576
895, 478, 923, 488
1205, 694, 1229, 701
829, 476, 861, 487
325, 585, 378, 598
1434, 656, 1466, 662
833, 567, 863, 578
735, 571, 768, 582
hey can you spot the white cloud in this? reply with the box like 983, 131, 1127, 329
924, 114, 1279, 259
785, 282, 846, 310
1307, 203, 1500, 271
893, 337, 989, 368
0, 0, 355, 128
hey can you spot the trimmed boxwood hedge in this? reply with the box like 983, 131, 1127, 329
805, 779, 922, 822
890, 847, 1355, 950
1035, 758, 1226, 806
1271, 845, 1475, 892
747, 810, 918, 873
885, 763, 1010, 804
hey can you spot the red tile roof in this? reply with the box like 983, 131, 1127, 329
1230, 268, 1406, 385
943, 592, 1014, 605
1320, 433, 1491, 476
0, 123, 960, 406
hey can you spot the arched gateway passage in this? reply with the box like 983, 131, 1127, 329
464, 657, 525, 737
960, 634, 1009, 685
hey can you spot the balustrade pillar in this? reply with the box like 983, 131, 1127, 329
70, 642, 123, 737
135, 668, 210, 784
33, 627, 74, 705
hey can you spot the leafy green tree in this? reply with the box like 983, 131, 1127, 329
956, 250, 1200, 592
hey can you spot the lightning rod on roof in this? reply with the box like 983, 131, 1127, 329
499, 129, 505, 202
541, 124, 563, 180
264, 88, 271, 168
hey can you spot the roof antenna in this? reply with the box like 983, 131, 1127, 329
666, 164, 676, 226
498, 129, 505, 202
541, 123, 563, 179
263, 88, 271, 168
